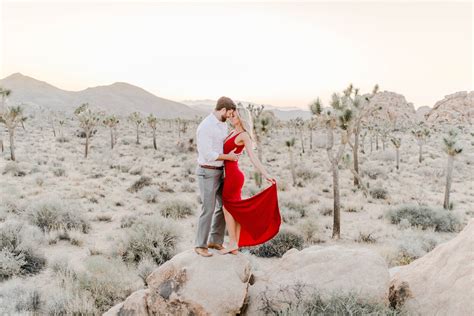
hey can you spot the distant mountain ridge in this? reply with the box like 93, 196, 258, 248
3, 73, 468, 124
0, 73, 205, 119
181, 99, 312, 120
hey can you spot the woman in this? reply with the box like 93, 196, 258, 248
220, 106, 281, 255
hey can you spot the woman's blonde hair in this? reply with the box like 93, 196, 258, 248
236, 105, 256, 142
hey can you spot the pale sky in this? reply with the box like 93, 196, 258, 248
1, 0, 472, 109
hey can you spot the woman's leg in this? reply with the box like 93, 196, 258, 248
235, 222, 241, 245
220, 207, 239, 254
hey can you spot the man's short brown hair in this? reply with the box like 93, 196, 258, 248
215, 96, 236, 111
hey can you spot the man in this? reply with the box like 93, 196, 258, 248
194, 96, 239, 257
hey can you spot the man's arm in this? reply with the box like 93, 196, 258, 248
197, 127, 238, 162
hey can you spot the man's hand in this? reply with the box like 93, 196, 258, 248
226, 148, 240, 161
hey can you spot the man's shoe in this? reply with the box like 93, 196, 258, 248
194, 247, 213, 257
207, 243, 224, 250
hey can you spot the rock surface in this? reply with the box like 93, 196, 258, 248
389, 219, 474, 315
426, 91, 474, 125
368, 91, 417, 128
246, 245, 390, 314
104, 249, 252, 316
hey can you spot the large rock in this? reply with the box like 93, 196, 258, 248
389, 219, 474, 315
104, 289, 149, 316
426, 91, 474, 125
246, 245, 390, 314
104, 249, 252, 316
366, 91, 417, 128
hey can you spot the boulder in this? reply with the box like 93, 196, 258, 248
104, 289, 149, 316
104, 249, 252, 316
426, 91, 474, 125
246, 245, 390, 314
389, 219, 474, 315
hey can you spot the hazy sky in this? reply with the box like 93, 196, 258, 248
1, 0, 472, 109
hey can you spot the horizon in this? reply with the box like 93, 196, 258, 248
1, 1, 472, 109
1, 71, 461, 111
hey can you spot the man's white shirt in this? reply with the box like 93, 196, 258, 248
196, 113, 228, 167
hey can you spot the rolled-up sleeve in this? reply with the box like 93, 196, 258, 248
197, 126, 219, 163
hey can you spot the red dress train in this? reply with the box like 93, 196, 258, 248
222, 132, 281, 247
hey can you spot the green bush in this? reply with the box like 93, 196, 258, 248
387, 205, 461, 232
0, 221, 46, 280
0, 280, 42, 314
119, 216, 180, 265
76, 256, 142, 312
370, 187, 388, 199
160, 199, 195, 219
250, 229, 304, 258
259, 286, 402, 315
27, 198, 90, 233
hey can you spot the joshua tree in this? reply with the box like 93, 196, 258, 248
308, 117, 317, 152
412, 126, 430, 163
0, 87, 12, 152
390, 136, 402, 170
360, 128, 368, 154
0, 105, 27, 161
74, 103, 102, 158
247, 103, 273, 187
377, 124, 391, 151
285, 138, 296, 186
147, 114, 158, 150
294, 117, 305, 154
103, 115, 120, 149
311, 84, 378, 239
128, 112, 144, 145
58, 117, 66, 139
344, 84, 379, 186
442, 129, 463, 209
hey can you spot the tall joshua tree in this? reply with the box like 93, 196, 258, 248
285, 138, 297, 186
75, 103, 102, 158
344, 84, 379, 186
128, 112, 144, 145
412, 126, 430, 163
103, 115, 120, 149
0, 105, 27, 161
147, 114, 158, 150
0, 87, 12, 152
310, 84, 377, 239
442, 129, 463, 209
310, 93, 351, 239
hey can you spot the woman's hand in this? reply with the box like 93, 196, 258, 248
263, 173, 276, 184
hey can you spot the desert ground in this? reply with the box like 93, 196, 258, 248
0, 106, 472, 315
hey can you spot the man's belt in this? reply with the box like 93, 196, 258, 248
199, 165, 224, 170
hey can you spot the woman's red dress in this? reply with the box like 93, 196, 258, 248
222, 131, 281, 247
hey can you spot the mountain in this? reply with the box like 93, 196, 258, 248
0, 73, 205, 119
425, 91, 473, 125
181, 99, 312, 121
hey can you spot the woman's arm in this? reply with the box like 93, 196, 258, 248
239, 132, 274, 182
